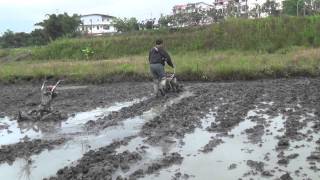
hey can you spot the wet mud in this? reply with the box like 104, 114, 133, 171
46, 139, 140, 180
85, 93, 180, 131
0, 78, 320, 180
0, 82, 151, 117
0, 138, 67, 164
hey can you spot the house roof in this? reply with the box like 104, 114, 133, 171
195, 2, 214, 7
173, 4, 187, 9
173, 2, 214, 9
80, 14, 115, 18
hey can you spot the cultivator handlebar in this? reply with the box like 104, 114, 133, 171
170, 66, 176, 79
51, 80, 62, 92
41, 80, 64, 93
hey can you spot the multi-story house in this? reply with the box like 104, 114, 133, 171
173, 2, 214, 15
214, 0, 283, 18
172, 2, 214, 26
79, 14, 116, 35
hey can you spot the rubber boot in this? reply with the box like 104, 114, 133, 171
153, 80, 159, 97
159, 78, 166, 96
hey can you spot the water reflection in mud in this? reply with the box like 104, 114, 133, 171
0, 92, 193, 180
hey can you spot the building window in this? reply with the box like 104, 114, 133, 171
97, 26, 100, 30
103, 25, 110, 30
242, 5, 248, 11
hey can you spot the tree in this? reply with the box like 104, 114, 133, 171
127, 18, 140, 31
282, 0, 320, 16
188, 11, 205, 25
30, 29, 49, 46
313, 0, 320, 14
112, 17, 139, 32
145, 19, 155, 29
206, 8, 225, 23
301, 0, 320, 15
158, 15, 173, 27
112, 18, 127, 32
283, 0, 304, 15
226, 0, 240, 17
172, 13, 189, 27
35, 13, 81, 41
0, 30, 15, 48
250, 4, 262, 18
0, 30, 31, 48
262, 0, 280, 16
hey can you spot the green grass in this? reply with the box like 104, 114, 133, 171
4, 16, 320, 61
1, 47, 319, 83
2, 17, 320, 83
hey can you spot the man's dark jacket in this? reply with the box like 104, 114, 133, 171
148, 47, 174, 68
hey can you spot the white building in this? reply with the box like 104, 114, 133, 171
214, 0, 283, 18
173, 2, 214, 15
172, 2, 214, 26
79, 14, 116, 35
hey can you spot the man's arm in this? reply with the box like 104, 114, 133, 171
148, 49, 152, 63
159, 48, 174, 68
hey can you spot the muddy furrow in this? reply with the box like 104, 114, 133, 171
136, 79, 320, 180
127, 153, 184, 180
0, 138, 67, 165
45, 138, 138, 180
254, 79, 320, 175
208, 86, 262, 133
45, 91, 192, 180
1, 79, 320, 180
85, 93, 181, 130
141, 82, 263, 145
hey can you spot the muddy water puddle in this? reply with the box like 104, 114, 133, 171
0, 91, 193, 180
0, 99, 143, 145
139, 105, 320, 180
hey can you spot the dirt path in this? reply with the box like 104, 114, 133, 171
0, 78, 319, 180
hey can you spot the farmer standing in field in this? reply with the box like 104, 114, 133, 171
148, 39, 174, 96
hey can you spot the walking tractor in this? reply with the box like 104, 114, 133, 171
160, 67, 183, 96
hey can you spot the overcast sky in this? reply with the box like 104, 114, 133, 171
0, 0, 214, 34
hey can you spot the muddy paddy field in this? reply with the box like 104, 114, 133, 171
0, 78, 319, 180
